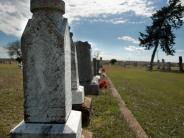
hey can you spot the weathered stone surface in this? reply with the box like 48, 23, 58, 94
21, 0, 71, 124
11, 1, 82, 138
31, 0, 65, 13
76, 41, 93, 85
10, 111, 81, 138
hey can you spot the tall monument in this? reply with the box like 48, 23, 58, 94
10, 0, 81, 137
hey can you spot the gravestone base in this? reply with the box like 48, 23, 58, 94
72, 97, 92, 126
84, 84, 99, 95
10, 111, 81, 138
72, 86, 85, 105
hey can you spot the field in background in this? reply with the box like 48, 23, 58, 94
0, 64, 135, 138
106, 65, 184, 138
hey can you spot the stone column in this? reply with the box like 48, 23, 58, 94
179, 56, 183, 72
161, 59, 165, 71
70, 32, 84, 105
76, 41, 99, 95
93, 58, 97, 75
157, 60, 160, 70
10, 0, 81, 137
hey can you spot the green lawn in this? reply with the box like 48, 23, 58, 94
107, 65, 184, 138
86, 90, 136, 138
0, 64, 23, 138
0, 64, 135, 138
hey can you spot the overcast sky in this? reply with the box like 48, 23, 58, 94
0, 0, 184, 62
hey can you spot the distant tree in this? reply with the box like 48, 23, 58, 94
110, 59, 117, 65
7, 40, 22, 64
139, 0, 184, 70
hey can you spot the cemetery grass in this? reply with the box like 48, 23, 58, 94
106, 65, 184, 138
0, 64, 136, 138
0, 64, 23, 138
86, 90, 136, 138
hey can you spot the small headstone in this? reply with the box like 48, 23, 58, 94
10, 0, 81, 138
157, 60, 160, 70
99, 57, 103, 68
166, 62, 171, 71
161, 59, 165, 71
76, 41, 99, 95
179, 56, 183, 72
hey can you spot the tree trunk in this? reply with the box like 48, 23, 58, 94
148, 44, 158, 71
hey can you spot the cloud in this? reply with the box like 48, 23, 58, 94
0, 0, 155, 37
89, 18, 128, 24
118, 36, 139, 44
0, 46, 9, 58
176, 49, 184, 53
125, 45, 144, 52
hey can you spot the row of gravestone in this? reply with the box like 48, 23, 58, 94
157, 56, 183, 72
10, 0, 102, 138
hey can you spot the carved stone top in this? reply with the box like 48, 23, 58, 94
31, 0, 65, 14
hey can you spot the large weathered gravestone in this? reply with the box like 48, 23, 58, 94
179, 56, 183, 72
70, 32, 84, 105
76, 41, 99, 95
161, 59, 165, 71
10, 0, 81, 137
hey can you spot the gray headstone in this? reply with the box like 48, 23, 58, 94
179, 56, 183, 72
76, 41, 93, 85
161, 59, 165, 71
166, 62, 171, 71
70, 32, 84, 105
10, 0, 81, 137
96, 60, 100, 74
99, 57, 103, 67
157, 60, 160, 70
93, 58, 97, 76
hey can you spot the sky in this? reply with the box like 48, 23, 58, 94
0, 0, 184, 62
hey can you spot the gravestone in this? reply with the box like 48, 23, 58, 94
76, 41, 99, 95
93, 58, 98, 76
70, 32, 84, 105
99, 57, 103, 68
161, 59, 165, 71
179, 56, 183, 72
157, 60, 160, 70
10, 0, 81, 137
166, 62, 171, 71
70, 33, 92, 126
96, 60, 100, 74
